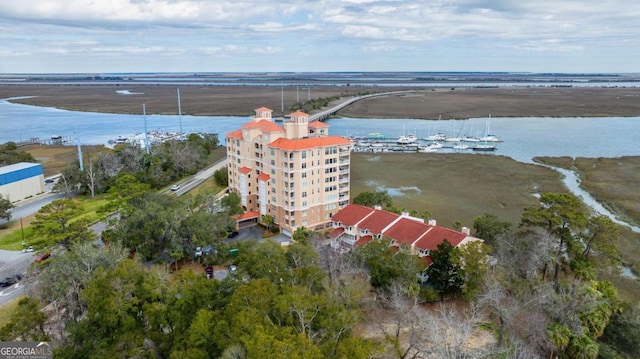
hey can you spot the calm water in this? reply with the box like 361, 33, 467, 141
1, 98, 639, 164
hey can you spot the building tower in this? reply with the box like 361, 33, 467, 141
225, 107, 352, 237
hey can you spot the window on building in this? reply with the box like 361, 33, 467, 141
302, 163, 307, 169
302, 192, 307, 198
302, 172, 307, 178
301, 151, 307, 159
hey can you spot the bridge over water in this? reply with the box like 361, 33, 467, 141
307, 90, 418, 122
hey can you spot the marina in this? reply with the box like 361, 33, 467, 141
1, 99, 639, 164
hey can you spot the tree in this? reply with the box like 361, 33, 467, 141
352, 190, 393, 209
100, 173, 151, 217
581, 214, 618, 265
214, 167, 229, 186
457, 240, 490, 300
292, 226, 310, 244
0, 297, 48, 341
0, 142, 35, 165
0, 193, 13, 222
31, 198, 95, 249
261, 214, 275, 233
520, 192, 588, 284
472, 213, 512, 246
426, 239, 465, 297
222, 192, 243, 215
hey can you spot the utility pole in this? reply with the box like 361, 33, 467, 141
177, 88, 183, 140
76, 129, 84, 171
143, 104, 150, 154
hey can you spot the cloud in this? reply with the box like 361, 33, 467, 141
1, 0, 639, 72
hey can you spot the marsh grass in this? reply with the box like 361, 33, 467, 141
351, 152, 566, 229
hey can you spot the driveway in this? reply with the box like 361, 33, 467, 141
225, 226, 291, 246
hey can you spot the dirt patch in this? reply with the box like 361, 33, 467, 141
19, 144, 108, 177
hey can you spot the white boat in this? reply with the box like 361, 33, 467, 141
418, 146, 438, 153
453, 143, 469, 150
425, 133, 446, 141
445, 137, 462, 142
472, 144, 497, 151
462, 136, 480, 142
479, 115, 503, 142
397, 134, 418, 144
479, 134, 502, 142
424, 141, 443, 149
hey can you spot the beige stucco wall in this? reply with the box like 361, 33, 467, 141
0, 176, 45, 203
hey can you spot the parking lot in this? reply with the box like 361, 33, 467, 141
224, 226, 290, 246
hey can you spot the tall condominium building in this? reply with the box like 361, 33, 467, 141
225, 107, 353, 237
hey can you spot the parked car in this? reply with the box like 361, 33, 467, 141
195, 246, 203, 257
23, 246, 34, 253
204, 266, 214, 279
0, 275, 20, 287
203, 245, 216, 256
227, 231, 239, 239
34, 253, 51, 262
170, 184, 180, 191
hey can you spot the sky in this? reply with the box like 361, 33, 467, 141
1, 0, 639, 74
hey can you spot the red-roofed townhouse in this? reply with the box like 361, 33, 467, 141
225, 107, 353, 237
330, 204, 481, 265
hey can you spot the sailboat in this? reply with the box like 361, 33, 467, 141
479, 115, 502, 142
425, 115, 447, 141
473, 117, 497, 151
397, 124, 418, 144
444, 119, 462, 142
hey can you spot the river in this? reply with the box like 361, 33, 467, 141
2, 98, 639, 231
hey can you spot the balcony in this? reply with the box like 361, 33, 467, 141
339, 159, 350, 165
339, 175, 349, 183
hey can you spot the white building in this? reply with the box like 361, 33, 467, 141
0, 162, 45, 202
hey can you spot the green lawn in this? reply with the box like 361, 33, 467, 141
0, 297, 23, 328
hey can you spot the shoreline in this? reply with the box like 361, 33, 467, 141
1, 84, 639, 119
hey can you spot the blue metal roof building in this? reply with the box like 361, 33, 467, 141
0, 162, 45, 202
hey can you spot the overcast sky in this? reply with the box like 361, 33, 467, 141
1, 0, 639, 74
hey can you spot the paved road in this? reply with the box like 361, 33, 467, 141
0, 158, 227, 307
0, 249, 37, 306
168, 157, 228, 196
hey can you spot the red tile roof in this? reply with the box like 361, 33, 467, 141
242, 120, 283, 133
257, 173, 270, 181
358, 210, 400, 234
288, 110, 309, 117
308, 121, 329, 128
383, 217, 431, 246
238, 167, 251, 174
328, 227, 345, 239
269, 136, 351, 151
226, 129, 243, 139
413, 226, 467, 251
255, 106, 272, 112
236, 211, 260, 220
355, 235, 373, 246
330, 203, 374, 226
